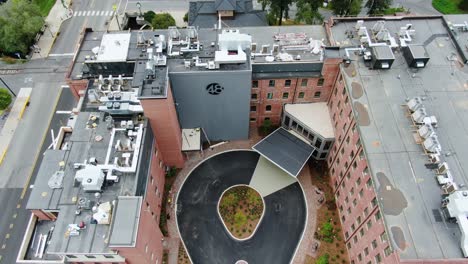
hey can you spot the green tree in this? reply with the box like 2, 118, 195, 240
183, 12, 189, 23
234, 211, 247, 227
315, 253, 329, 264
0, 88, 12, 110
151, 13, 176, 29
222, 192, 239, 208
295, 0, 323, 24
320, 221, 335, 243
0, 0, 44, 54
330, 0, 362, 16
460, 0, 468, 11
365, 0, 392, 15
262, 0, 295, 25
143, 11, 156, 23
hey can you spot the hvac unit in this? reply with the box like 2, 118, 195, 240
436, 162, 449, 174
423, 135, 441, 153
208, 61, 216, 70
355, 20, 364, 30
407, 97, 423, 112
418, 124, 435, 139
251, 43, 257, 53
403, 45, 430, 68
411, 108, 427, 124
429, 154, 441, 164
370, 46, 395, 69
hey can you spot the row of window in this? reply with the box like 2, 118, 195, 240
251, 91, 322, 101
252, 78, 324, 88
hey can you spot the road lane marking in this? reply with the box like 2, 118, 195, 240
4, 234, 9, 239
49, 53, 75, 57
12, 213, 17, 219
1, 244, 4, 249
16, 204, 20, 209
9, 224, 13, 229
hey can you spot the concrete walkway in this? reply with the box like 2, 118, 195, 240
31, 0, 73, 59
0, 88, 32, 165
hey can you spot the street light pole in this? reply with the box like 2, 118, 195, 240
0, 77, 16, 97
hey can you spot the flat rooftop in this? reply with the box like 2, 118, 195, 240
26, 112, 150, 256
330, 16, 468, 260
284, 102, 335, 139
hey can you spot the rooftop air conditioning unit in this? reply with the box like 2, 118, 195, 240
208, 61, 216, 70
423, 135, 441, 153
418, 124, 435, 139
436, 162, 449, 175
407, 97, 423, 112
411, 108, 427, 124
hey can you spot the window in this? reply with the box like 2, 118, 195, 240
347, 243, 352, 249
324, 141, 332, 150
285, 79, 291, 87
366, 178, 372, 188
264, 117, 270, 121
371, 197, 377, 207
375, 210, 382, 220
359, 189, 364, 198
251, 93, 258, 100
352, 199, 357, 207
252, 80, 258, 88
298, 92, 305, 98
364, 207, 369, 216
359, 150, 365, 160
345, 231, 349, 238
356, 177, 361, 186
353, 236, 358, 243
267, 92, 273, 99
363, 166, 369, 176
352, 161, 357, 170
364, 247, 369, 256
367, 220, 372, 229
66, 255, 77, 259
359, 228, 364, 237
350, 187, 354, 195
265, 105, 271, 111
301, 79, 308, 86
351, 224, 356, 232
347, 207, 351, 214
352, 123, 357, 133
345, 96, 349, 104
372, 239, 378, 249
358, 253, 363, 261
339, 109, 343, 118
339, 205, 343, 212
357, 215, 361, 225
349, 150, 354, 160
346, 173, 351, 180
342, 87, 346, 95
250, 105, 256, 112
342, 215, 346, 222
346, 136, 350, 144
384, 246, 392, 256
317, 78, 324, 86
320, 152, 327, 159
380, 232, 388, 243
282, 92, 289, 99
314, 91, 321, 98
250, 117, 256, 122
269, 80, 275, 87
85, 255, 96, 259
345, 196, 349, 203
375, 253, 382, 263
104, 255, 114, 259
314, 138, 322, 149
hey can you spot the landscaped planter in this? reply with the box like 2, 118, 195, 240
217, 184, 265, 240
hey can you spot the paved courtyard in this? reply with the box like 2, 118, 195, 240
163, 129, 324, 264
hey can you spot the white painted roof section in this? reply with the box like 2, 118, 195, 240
96, 33, 131, 62
249, 156, 297, 197
181, 128, 201, 151
447, 191, 468, 257
284, 103, 334, 139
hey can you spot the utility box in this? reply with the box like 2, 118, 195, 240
370, 46, 395, 69
403, 44, 430, 68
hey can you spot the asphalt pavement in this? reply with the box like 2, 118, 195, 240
0, 85, 76, 264
177, 150, 306, 264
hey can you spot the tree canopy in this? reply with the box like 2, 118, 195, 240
263, 0, 295, 25
295, 0, 323, 24
0, 0, 44, 54
365, 0, 392, 15
0, 88, 12, 110
151, 13, 176, 29
330, 0, 363, 16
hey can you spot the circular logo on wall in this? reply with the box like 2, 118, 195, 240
206, 83, 224, 95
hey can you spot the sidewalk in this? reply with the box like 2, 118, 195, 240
31, 0, 73, 60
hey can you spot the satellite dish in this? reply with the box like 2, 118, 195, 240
92, 46, 100, 55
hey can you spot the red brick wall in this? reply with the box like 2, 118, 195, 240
250, 59, 341, 127
327, 71, 398, 264
140, 85, 185, 168
31, 210, 56, 221
67, 79, 88, 100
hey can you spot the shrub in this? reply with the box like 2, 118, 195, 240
234, 211, 247, 227
320, 221, 335, 243
151, 13, 176, 29
0, 89, 12, 110
183, 12, 189, 23
143, 11, 156, 23
316, 253, 329, 264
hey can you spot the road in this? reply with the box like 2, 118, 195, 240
0, 60, 76, 263
50, 0, 121, 55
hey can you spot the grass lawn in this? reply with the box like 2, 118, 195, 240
33, 0, 57, 17
433, 0, 468, 14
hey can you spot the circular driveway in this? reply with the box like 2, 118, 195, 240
176, 150, 306, 264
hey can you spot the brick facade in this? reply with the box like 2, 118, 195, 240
327, 71, 398, 264
249, 59, 340, 127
